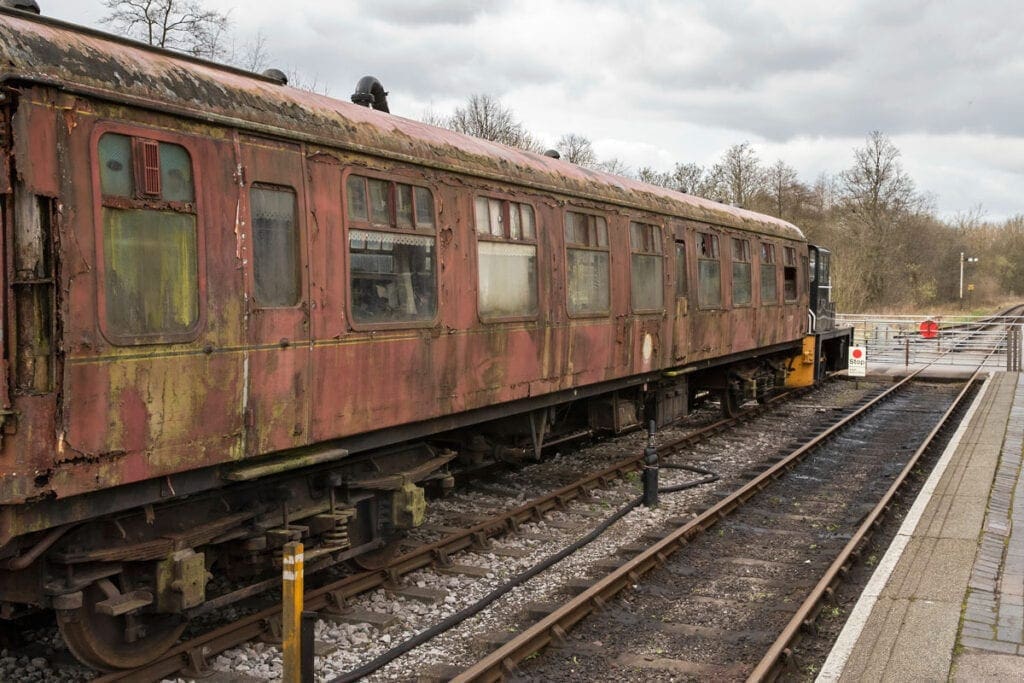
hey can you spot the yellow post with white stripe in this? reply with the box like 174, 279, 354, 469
282, 541, 304, 683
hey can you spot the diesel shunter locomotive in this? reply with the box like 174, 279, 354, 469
0, 4, 851, 670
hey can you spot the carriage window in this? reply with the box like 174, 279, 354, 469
97, 133, 199, 342
346, 174, 437, 324
565, 211, 610, 316
251, 186, 300, 307
697, 232, 721, 308
783, 246, 798, 301
475, 197, 538, 319
732, 238, 752, 306
760, 242, 778, 304
630, 221, 663, 312
675, 241, 688, 298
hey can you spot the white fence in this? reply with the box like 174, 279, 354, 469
835, 314, 1023, 372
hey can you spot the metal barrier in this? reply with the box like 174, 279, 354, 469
835, 314, 1024, 372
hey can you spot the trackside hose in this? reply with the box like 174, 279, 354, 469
330, 463, 718, 683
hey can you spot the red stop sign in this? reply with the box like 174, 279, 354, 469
852, 348, 863, 359
919, 320, 939, 339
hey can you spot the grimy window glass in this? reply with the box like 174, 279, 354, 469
349, 230, 436, 323
565, 211, 610, 316
732, 238, 752, 306
251, 186, 301, 307
97, 133, 199, 341
630, 221, 663, 312
346, 174, 438, 324
697, 232, 721, 309
475, 197, 538, 318
675, 242, 688, 298
760, 242, 777, 303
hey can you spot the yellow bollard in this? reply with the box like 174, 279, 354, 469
282, 541, 304, 683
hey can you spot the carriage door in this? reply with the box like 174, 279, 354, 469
238, 135, 311, 456
672, 228, 690, 361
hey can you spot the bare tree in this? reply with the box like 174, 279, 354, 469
420, 107, 449, 128
101, 0, 231, 59
556, 133, 597, 167
712, 142, 764, 209
595, 157, 631, 177
447, 94, 541, 152
233, 29, 269, 73
836, 131, 927, 307
635, 166, 674, 188
671, 162, 704, 195
763, 159, 802, 219
840, 131, 919, 219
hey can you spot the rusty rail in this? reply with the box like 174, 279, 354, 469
94, 389, 810, 682
451, 371, 930, 682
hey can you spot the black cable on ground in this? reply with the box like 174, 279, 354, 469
330, 464, 718, 683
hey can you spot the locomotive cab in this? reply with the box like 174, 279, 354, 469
809, 245, 836, 333
785, 244, 852, 387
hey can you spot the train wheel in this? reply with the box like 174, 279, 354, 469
57, 581, 185, 671
350, 539, 403, 571
720, 388, 740, 418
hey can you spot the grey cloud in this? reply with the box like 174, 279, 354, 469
355, 0, 503, 27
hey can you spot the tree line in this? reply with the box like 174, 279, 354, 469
99, 1, 1021, 314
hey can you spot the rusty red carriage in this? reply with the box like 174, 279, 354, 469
0, 5, 850, 670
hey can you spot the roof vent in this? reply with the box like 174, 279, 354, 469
543, 149, 561, 159
351, 76, 390, 113
1, 0, 41, 13
262, 68, 288, 85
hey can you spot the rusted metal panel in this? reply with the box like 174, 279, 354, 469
11, 95, 59, 196
0, 11, 803, 242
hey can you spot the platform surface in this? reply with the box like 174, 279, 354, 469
819, 370, 1024, 681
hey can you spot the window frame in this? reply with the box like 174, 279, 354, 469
783, 244, 799, 303
563, 209, 612, 319
628, 220, 665, 314
674, 239, 689, 301
91, 122, 207, 346
249, 183, 303, 310
473, 194, 540, 323
730, 236, 753, 308
759, 241, 779, 306
342, 169, 440, 331
696, 231, 723, 310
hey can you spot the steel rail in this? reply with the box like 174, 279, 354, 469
746, 366, 983, 681
93, 389, 810, 682
451, 370, 930, 682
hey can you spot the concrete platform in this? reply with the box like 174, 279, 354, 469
818, 370, 1024, 681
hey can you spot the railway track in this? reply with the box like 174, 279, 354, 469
73, 384, 850, 682
452, 371, 981, 682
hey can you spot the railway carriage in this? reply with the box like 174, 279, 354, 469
0, 4, 851, 670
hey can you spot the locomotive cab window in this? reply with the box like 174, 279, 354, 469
96, 132, 200, 343
346, 174, 437, 325
783, 246, 798, 302
629, 222, 664, 312
760, 242, 778, 304
697, 232, 722, 309
731, 238, 752, 306
564, 211, 610, 316
474, 197, 538, 319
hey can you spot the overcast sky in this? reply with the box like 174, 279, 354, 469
38, 0, 1024, 222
